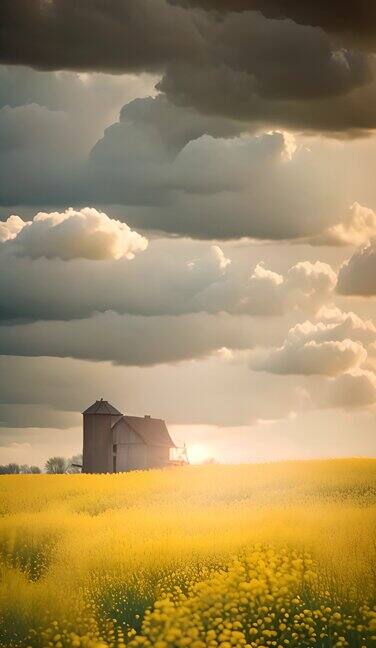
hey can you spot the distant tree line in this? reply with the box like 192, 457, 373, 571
0, 463, 41, 474
0, 454, 82, 475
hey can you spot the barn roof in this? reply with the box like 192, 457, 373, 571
82, 399, 123, 416
112, 415, 175, 447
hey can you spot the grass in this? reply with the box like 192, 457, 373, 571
0, 459, 375, 648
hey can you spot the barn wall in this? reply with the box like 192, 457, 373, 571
112, 419, 172, 472
113, 419, 146, 471
116, 443, 148, 472
113, 422, 139, 445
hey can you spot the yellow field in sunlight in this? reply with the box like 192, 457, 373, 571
0, 459, 375, 648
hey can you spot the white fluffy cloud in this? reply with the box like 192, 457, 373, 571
282, 261, 337, 314
1, 208, 148, 260
253, 338, 366, 377
288, 312, 376, 348
251, 313, 372, 376
0, 215, 25, 242
207, 260, 337, 317
313, 202, 376, 246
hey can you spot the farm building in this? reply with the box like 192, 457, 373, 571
82, 399, 184, 473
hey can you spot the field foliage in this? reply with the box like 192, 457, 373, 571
0, 459, 375, 648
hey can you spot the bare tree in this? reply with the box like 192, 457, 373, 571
45, 456, 67, 474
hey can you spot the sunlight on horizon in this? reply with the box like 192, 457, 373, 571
186, 443, 212, 464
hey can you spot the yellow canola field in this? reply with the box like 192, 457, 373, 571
0, 459, 375, 648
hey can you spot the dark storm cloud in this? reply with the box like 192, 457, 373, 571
0, 0, 205, 72
157, 59, 376, 134
1, 1, 376, 134
160, 11, 370, 103
116, 95, 242, 154
170, 0, 376, 51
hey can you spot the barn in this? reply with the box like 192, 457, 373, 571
82, 399, 180, 473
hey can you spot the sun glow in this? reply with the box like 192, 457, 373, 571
187, 443, 211, 464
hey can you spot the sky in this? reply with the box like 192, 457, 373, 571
1, 0, 376, 466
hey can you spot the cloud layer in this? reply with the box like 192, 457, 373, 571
337, 237, 376, 295
0, 312, 259, 366
4, 89, 376, 244
0, 214, 337, 322
324, 370, 376, 409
